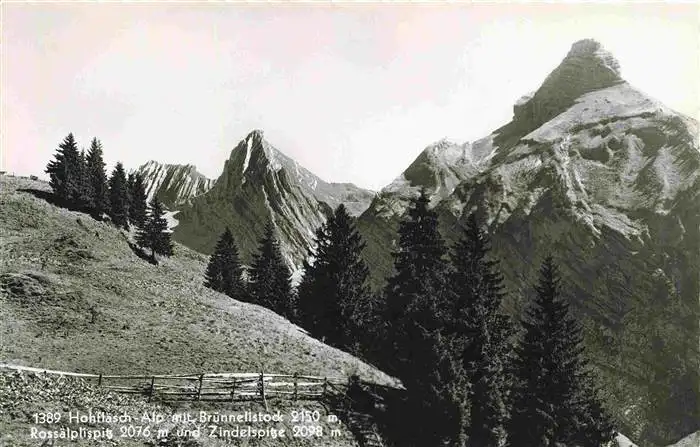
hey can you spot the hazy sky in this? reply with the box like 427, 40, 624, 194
2, 2, 698, 190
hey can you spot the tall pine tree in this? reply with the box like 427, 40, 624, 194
507, 256, 614, 447
384, 189, 468, 446
86, 138, 108, 219
203, 227, 246, 301
136, 197, 173, 261
108, 162, 130, 229
129, 173, 148, 227
248, 222, 294, 320
75, 149, 93, 210
297, 204, 372, 353
46, 133, 81, 205
126, 172, 136, 221
450, 214, 513, 447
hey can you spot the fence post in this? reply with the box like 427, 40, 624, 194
322, 377, 328, 398
98, 374, 102, 387
259, 371, 268, 411
148, 376, 155, 402
230, 380, 236, 402
293, 373, 298, 401
196, 374, 204, 401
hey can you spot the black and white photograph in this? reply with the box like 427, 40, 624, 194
1, 2, 698, 446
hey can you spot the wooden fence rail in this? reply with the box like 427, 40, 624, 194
0, 363, 349, 403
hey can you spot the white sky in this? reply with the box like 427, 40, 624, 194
2, 2, 698, 190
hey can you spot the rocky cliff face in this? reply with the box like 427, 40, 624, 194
358, 40, 699, 445
136, 161, 215, 209
171, 130, 374, 280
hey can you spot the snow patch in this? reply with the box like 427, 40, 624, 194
290, 267, 304, 286
614, 433, 638, 447
242, 136, 252, 180
163, 210, 179, 232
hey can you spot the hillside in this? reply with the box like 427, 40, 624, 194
357, 39, 700, 446
0, 175, 395, 381
0, 174, 396, 446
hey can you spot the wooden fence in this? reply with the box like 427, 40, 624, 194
0, 364, 346, 403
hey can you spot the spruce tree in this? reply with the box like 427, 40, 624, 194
507, 256, 614, 447
248, 222, 294, 319
203, 227, 246, 301
126, 172, 135, 220
45, 133, 81, 205
385, 189, 452, 370
451, 214, 513, 447
129, 173, 148, 227
75, 149, 93, 210
108, 162, 130, 229
297, 204, 372, 353
384, 189, 468, 446
136, 197, 173, 261
85, 138, 108, 219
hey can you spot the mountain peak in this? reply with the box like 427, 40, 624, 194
246, 129, 266, 142
565, 38, 621, 77
513, 39, 624, 133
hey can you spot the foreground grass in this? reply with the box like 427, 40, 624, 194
0, 370, 357, 446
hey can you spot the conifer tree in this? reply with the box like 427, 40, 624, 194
248, 222, 294, 319
86, 138, 108, 219
203, 227, 246, 301
136, 197, 173, 261
297, 205, 372, 353
384, 189, 468, 446
450, 214, 513, 447
76, 149, 93, 210
129, 173, 148, 227
108, 162, 130, 229
385, 189, 452, 369
46, 133, 81, 205
126, 172, 135, 220
507, 256, 614, 447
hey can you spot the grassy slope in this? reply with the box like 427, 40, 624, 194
0, 175, 395, 446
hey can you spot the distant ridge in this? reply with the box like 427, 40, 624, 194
135, 160, 215, 208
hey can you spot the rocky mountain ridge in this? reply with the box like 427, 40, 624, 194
357, 39, 699, 446
169, 130, 374, 280
135, 160, 215, 209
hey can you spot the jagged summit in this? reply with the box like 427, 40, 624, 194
513, 39, 625, 133
171, 129, 374, 282
544, 38, 623, 92
220, 130, 374, 213
141, 160, 199, 172
246, 129, 265, 140
136, 160, 214, 208
566, 38, 621, 76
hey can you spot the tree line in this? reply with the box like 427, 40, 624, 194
45, 133, 173, 262
202, 190, 615, 447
